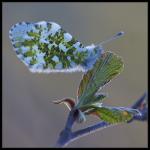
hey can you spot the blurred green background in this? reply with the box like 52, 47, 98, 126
2, 2, 147, 148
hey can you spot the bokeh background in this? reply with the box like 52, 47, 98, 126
2, 2, 147, 148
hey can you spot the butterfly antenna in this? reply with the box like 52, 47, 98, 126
98, 31, 125, 46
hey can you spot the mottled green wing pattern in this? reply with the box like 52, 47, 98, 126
76, 51, 124, 109
9, 21, 89, 73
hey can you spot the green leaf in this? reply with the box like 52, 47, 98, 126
76, 51, 124, 109
77, 93, 107, 111
86, 105, 140, 124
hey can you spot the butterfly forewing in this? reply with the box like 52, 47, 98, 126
9, 21, 92, 73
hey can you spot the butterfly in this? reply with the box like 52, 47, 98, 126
9, 21, 124, 73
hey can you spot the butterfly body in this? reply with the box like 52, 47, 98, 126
9, 21, 103, 73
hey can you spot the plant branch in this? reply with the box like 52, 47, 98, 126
72, 93, 148, 141
55, 93, 147, 147
55, 109, 77, 147
71, 121, 112, 142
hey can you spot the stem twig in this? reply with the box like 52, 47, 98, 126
55, 93, 147, 147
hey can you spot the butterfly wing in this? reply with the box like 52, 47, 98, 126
9, 21, 98, 73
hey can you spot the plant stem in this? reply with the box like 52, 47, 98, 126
55, 109, 77, 147
71, 121, 112, 141
55, 93, 147, 147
